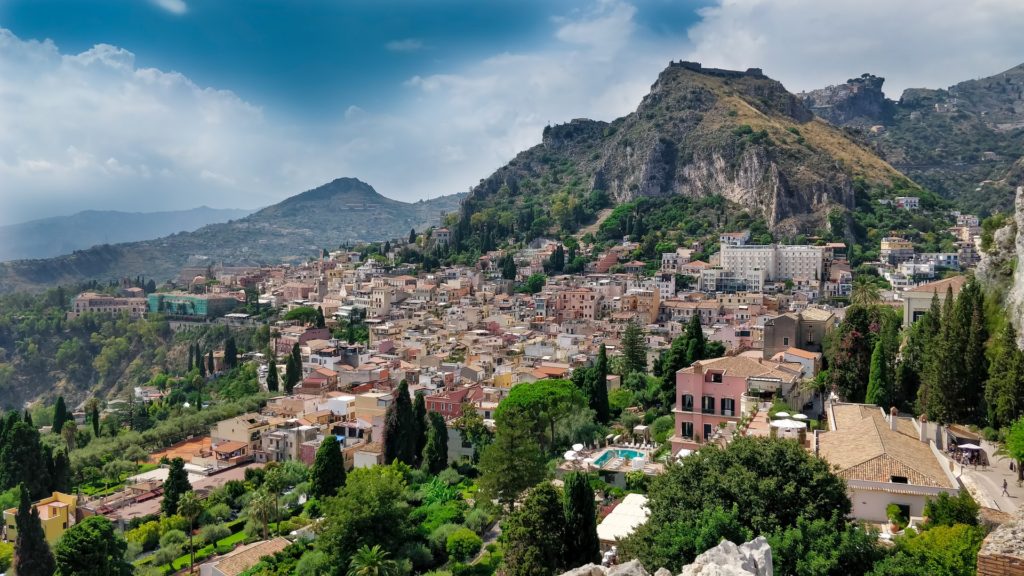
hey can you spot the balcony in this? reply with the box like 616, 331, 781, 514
701, 408, 715, 415
721, 409, 734, 417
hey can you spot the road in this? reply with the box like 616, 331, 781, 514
953, 440, 1020, 514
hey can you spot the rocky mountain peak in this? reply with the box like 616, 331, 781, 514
799, 73, 893, 126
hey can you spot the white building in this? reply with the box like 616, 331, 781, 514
718, 243, 824, 283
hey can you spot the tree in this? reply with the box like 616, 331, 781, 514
409, 228, 417, 245
0, 420, 51, 498
986, 322, 1024, 428
499, 379, 584, 453
51, 449, 72, 494
248, 489, 276, 541
285, 355, 300, 395
923, 490, 979, 528
207, 350, 215, 375
478, 404, 547, 510
178, 491, 202, 574
198, 346, 207, 378
383, 381, 415, 465
266, 358, 280, 393
90, 403, 100, 438
224, 337, 238, 369
868, 524, 985, 576
52, 396, 68, 434
548, 244, 565, 273
422, 412, 449, 474
562, 472, 599, 569
446, 527, 483, 562
452, 403, 493, 463
1003, 416, 1024, 483
263, 465, 286, 535
161, 457, 192, 516
319, 466, 413, 565
501, 483, 566, 576
316, 306, 327, 329
412, 393, 428, 465
187, 342, 194, 372
309, 435, 346, 499
518, 273, 547, 294
347, 544, 400, 576
60, 419, 78, 452
851, 276, 881, 307
13, 483, 55, 576
866, 340, 888, 407
591, 345, 610, 424
501, 253, 517, 280
621, 321, 648, 374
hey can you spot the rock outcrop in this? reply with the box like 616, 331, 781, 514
556, 537, 773, 576
799, 74, 893, 126
1008, 186, 1024, 345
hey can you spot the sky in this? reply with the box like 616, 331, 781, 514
2, 0, 1024, 225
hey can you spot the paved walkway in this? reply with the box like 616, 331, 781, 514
949, 440, 1021, 514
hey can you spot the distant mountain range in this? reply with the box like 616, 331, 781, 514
0, 206, 254, 262
0, 178, 464, 292
799, 63, 1024, 215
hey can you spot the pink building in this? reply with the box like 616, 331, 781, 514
671, 356, 802, 452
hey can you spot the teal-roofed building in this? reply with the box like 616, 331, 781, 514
147, 292, 238, 319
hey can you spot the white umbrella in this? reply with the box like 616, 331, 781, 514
769, 419, 807, 429
564, 450, 577, 460
675, 448, 693, 458
572, 443, 585, 452
774, 411, 791, 418
958, 443, 982, 450
793, 414, 809, 420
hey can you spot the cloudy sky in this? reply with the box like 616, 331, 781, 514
2, 0, 1024, 225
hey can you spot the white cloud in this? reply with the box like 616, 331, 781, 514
686, 0, 1024, 96
385, 38, 423, 52
152, 0, 187, 16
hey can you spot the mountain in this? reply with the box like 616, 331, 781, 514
800, 64, 1024, 215
0, 178, 464, 292
0, 206, 254, 262
449, 61, 909, 252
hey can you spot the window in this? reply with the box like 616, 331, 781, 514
721, 398, 736, 417
681, 422, 694, 438
703, 423, 713, 441
701, 396, 715, 414
710, 372, 723, 383
783, 337, 790, 346
681, 394, 694, 411
890, 475, 908, 484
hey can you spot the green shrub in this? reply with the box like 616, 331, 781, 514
447, 527, 483, 562
463, 508, 492, 535
651, 415, 674, 444
429, 523, 462, 558
159, 529, 186, 549
200, 523, 230, 546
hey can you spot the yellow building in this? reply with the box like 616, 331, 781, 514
3, 492, 78, 544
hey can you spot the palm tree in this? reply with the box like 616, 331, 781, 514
347, 545, 400, 576
178, 491, 203, 573
850, 276, 881, 307
263, 466, 286, 535
248, 489, 276, 540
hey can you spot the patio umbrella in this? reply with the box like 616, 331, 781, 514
774, 411, 791, 418
564, 450, 577, 460
572, 443, 585, 452
793, 414, 809, 420
958, 443, 982, 450
769, 419, 807, 429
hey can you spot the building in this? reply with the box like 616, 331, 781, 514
199, 537, 291, 576
670, 356, 803, 452
880, 237, 915, 265
211, 413, 272, 465
718, 243, 824, 285
719, 230, 751, 246
894, 196, 920, 210
762, 308, 836, 359
68, 293, 148, 320
901, 275, 967, 326
258, 421, 319, 463
3, 492, 78, 544
147, 292, 239, 319
816, 403, 960, 523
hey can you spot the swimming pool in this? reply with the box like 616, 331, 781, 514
593, 448, 644, 467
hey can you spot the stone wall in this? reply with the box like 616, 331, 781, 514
977, 508, 1024, 576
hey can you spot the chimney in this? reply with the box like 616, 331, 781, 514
918, 414, 928, 443
889, 406, 898, 432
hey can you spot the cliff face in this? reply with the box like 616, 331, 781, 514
460, 62, 903, 240
799, 74, 893, 126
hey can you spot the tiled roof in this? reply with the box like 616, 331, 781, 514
680, 356, 802, 382
210, 537, 290, 576
818, 404, 955, 488
906, 275, 967, 295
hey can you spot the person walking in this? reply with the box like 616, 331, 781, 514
1002, 478, 1010, 497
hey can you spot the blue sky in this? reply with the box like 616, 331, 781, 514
2, 0, 1024, 224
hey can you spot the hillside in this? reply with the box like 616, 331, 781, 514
447, 61, 910, 253
0, 178, 464, 292
800, 64, 1024, 215
0, 206, 254, 262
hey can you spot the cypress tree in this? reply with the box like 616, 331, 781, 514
562, 472, 600, 569
51, 449, 72, 494
224, 336, 238, 369
409, 228, 417, 244
52, 396, 68, 435
207, 350, 215, 375
266, 358, 280, 392
0, 420, 51, 498
866, 339, 887, 407
412, 393, 428, 465
23, 409, 32, 428
986, 322, 1024, 427
422, 412, 449, 474
316, 306, 326, 329
91, 404, 100, 438
13, 483, 56, 576
285, 354, 300, 394
187, 344, 194, 372
502, 483, 566, 576
395, 381, 415, 464
161, 457, 192, 516
684, 314, 706, 364
309, 435, 346, 499
198, 348, 207, 378
383, 400, 404, 465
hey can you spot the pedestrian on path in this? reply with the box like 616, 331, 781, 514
1002, 479, 1010, 497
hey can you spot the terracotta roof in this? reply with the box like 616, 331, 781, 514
906, 275, 967, 295
782, 347, 820, 360
818, 404, 955, 488
680, 356, 802, 382
212, 440, 248, 454
209, 537, 290, 576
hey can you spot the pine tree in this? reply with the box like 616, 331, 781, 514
13, 484, 56, 576
161, 457, 192, 516
309, 435, 346, 499
266, 358, 280, 392
986, 322, 1024, 428
224, 336, 238, 369
478, 405, 547, 510
422, 412, 449, 474
412, 393, 428, 465
52, 396, 68, 435
621, 320, 648, 374
316, 306, 326, 329
502, 483, 566, 576
562, 472, 600, 569
866, 339, 887, 407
